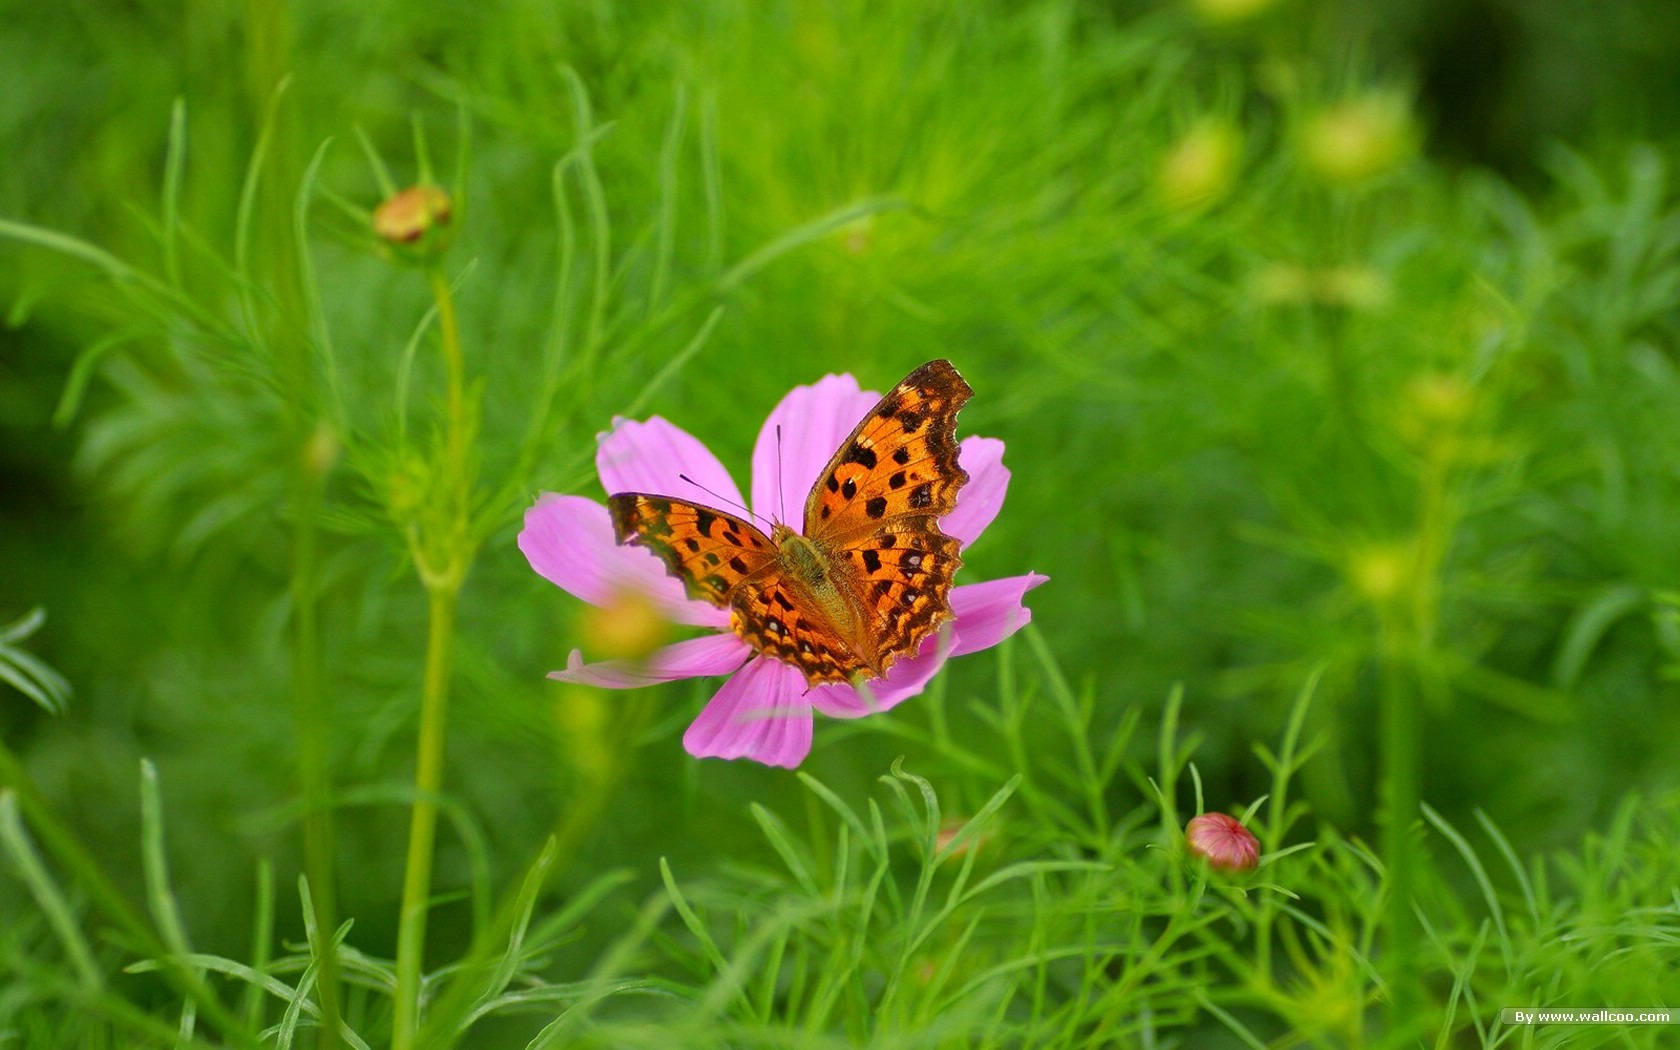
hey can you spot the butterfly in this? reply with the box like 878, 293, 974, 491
608, 360, 973, 686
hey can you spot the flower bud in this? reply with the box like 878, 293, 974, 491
302, 420, 340, 477
1403, 373, 1473, 430
373, 184, 454, 258
1318, 264, 1389, 310
1347, 543, 1408, 605
1298, 94, 1415, 186
1397, 372, 1477, 463
1157, 119, 1241, 211
1185, 812, 1260, 872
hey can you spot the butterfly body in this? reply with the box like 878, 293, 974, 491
768, 527, 861, 640
609, 360, 973, 686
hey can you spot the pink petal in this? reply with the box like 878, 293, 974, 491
808, 626, 956, 719
941, 437, 1009, 547
548, 634, 752, 688
949, 573, 1048, 656
683, 657, 813, 768
750, 373, 881, 529
519, 494, 729, 628
597, 416, 746, 510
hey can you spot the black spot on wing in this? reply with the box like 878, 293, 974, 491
844, 443, 878, 469
893, 446, 911, 466
865, 496, 888, 519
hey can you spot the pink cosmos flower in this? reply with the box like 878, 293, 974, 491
519, 369, 1047, 769
1185, 813, 1261, 872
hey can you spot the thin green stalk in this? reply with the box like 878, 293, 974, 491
1380, 450, 1451, 1042
394, 265, 473, 1050
1254, 668, 1322, 990
393, 585, 458, 1049
290, 444, 343, 1050
1378, 619, 1419, 1039
428, 267, 470, 513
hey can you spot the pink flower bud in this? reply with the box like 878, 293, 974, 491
1185, 812, 1259, 872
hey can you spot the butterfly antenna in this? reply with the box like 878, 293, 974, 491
775, 424, 788, 526
675, 473, 764, 527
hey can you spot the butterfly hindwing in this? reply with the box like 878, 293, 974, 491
609, 493, 777, 606
838, 525, 964, 668
730, 574, 862, 685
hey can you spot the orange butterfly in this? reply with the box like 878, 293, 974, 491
608, 360, 972, 686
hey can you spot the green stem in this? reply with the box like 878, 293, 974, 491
290, 445, 343, 1049
1380, 454, 1448, 1040
1378, 618, 1419, 1037
393, 584, 458, 1049
428, 267, 470, 524
394, 265, 473, 1050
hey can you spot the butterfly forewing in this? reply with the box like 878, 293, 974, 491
799, 359, 973, 680
804, 359, 973, 544
609, 493, 778, 606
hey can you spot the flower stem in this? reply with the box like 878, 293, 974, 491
428, 266, 470, 525
1379, 623, 1419, 1028
393, 583, 458, 1049
393, 265, 474, 1050
1379, 452, 1450, 1037
289, 444, 342, 1049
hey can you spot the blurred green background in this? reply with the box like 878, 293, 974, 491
4, 0, 1680, 1044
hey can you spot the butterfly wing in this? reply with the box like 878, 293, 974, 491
608, 493, 778, 606
800, 359, 974, 676
730, 573, 869, 685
